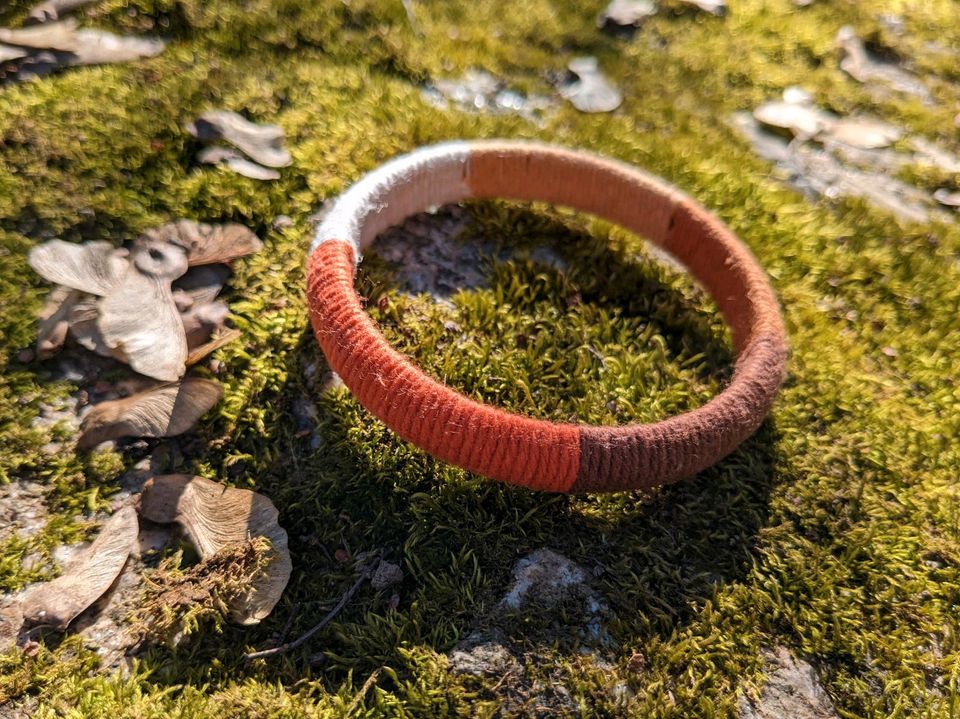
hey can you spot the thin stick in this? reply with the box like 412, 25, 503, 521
244, 562, 373, 660
345, 667, 382, 716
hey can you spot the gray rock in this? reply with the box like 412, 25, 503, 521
738, 646, 838, 719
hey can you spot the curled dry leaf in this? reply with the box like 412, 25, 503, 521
754, 101, 833, 139
26, 0, 98, 24
36, 286, 80, 359
28, 239, 126, 296
139, 475, 291, 624
597, 0, 657, 30
933, 189, 960, 208
836, 26, 931, 101
187, 110, 292, 168
68, 295, 127, 361
560, 57, 622, 113
77, 377, 223, 450
679, 0, 726, 15
181, 299, 229, 349
825, 117, 902, 150
98, 242, 188, 381
19, 505, 138, 630
139, 220, 263, 266
172, 264, 231, 311
0, 20, 165, 76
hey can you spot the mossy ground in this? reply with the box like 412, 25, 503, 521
1, 0, 959, 716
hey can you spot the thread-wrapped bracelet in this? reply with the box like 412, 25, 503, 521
306, 140, 788, 493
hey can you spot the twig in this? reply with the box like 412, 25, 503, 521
244, 560, 375, 660
276, 602, 301, 645
345, 667, 383, 716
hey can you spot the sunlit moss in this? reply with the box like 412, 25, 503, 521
0, 0, 959, 716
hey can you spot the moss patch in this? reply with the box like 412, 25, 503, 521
1, 0, 959, 716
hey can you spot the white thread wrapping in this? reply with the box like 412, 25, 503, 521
310, 141, 472, 257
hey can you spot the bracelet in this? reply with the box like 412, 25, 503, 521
306, 140, 788, 493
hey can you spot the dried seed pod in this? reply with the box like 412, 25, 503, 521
139, 220, 263, 267
28, 240, 127, 296
36, 286, 80, 359
19, 505, 138, 630
97, 242, 189, 381
172, 264, 231, 310
139, 475, 291, 624
77, 377, 223, 450
187, 110, 292, 168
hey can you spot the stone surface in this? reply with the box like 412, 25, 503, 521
739, 646, 839, 719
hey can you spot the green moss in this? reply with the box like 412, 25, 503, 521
1, 0, 959, 716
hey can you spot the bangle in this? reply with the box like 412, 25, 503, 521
306, 140, 788, 493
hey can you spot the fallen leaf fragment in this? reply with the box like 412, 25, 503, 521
754, 101, 833, 139
97, 241, 188, 381
19, 506, 138, 630
560, 57, 622, 113
836, 26, 930, 101
824, 117, 902, 150
28, 239, 126, 296
139, 220, 263, 266
77, 377, 222, 450
678, 0, 726, 15
597, 0, 657, 30
187, 110, 291, 168
68, 295, 126, 360
139, 475, 291, 624
26, 0, 98, 24
0, 20, 165, 79
172, 264, 231, 310
933, 189, 960, 208
181, 299, 230, 349
36, 286, 80, 359
196, 146, 281, 181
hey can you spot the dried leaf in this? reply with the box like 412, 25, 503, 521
0, 20, 164, 68
560, 57, 622, 113
181, 300, 230, 349
172, 264, 231, 310
753, 101, 833, 139
187, 110, 292, 168
68, 295, 127, 361
837, 26, 931, 101
139, 220, 263, 266
933, 189, 960, 208
19, 506, 137, 630
597, 0, 657, 30
28, 240, 127, 296
98, 248, 188, 381
36, 286, 80, 359
679, 0, 726, 15
77, 377, 222, 450
224, 156, 282, 181
26, 0, 98, 24
186, 327, 241, 366
139, 475, 291, 624
825, 117, 902, 149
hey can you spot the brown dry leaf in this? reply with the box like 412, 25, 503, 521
186, 327, 241, 366
19, 505, 138, 630
139, 220, 263, 266
26, 0, 98, 24
187, 110, 292, 168
172, 264, 231, 310
753, 101, 834, 139
28, 239, 127, 296
68, 295, 126, 360
181, 300, 229, 349
36, 285, 80, 359
98, 242, 188, 381
77, 377, 223, 450
597, 0, 657, 30
560, 57, 622, 113
139, 475, 292, 624
824, 117, 903, 149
